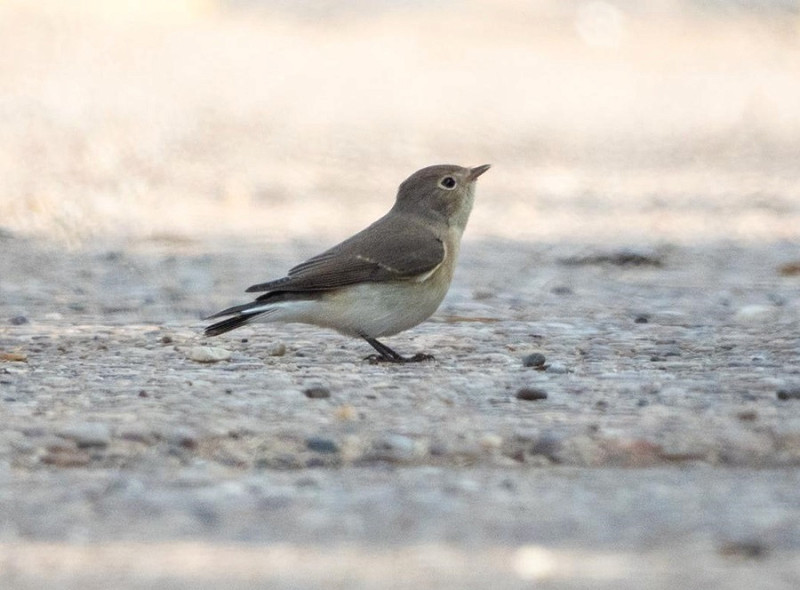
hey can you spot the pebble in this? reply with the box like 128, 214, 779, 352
530, 433, 563, 461
545, 362, 569, 374
304, 385, 331, 399
550, 285, 573, 296
522, 353, 547, 368
516, 387, 548, 401
479, 433, 503, 450
306, 436, 339, 453
118, 426, 156, 444
0, 351, 27, 362
43, 436, 78, 452
9, 316, 29, 325
777, 387, 800, 401
269, 343, 287, 357
57, 423, 111, 448
718, 540, 768, 559
734, 305, 779, 324
40, 449, 91, 467
371, 434, 417, 462
188, 346, 232, 363
334, 405, 356, 420
162, 427, 199, 449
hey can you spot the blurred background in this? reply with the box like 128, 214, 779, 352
1, 0, 799, 247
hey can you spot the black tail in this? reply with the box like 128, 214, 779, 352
205, 314, 259, 337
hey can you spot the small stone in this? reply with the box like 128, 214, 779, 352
162, 427, 198, 449
718, 540, 767, 559
160, 335, 173, 344
188, 346, 232, 363
0, 351, 27, 362
43, 436, 78, 453
371, 434, 417, 462
530, 433, 563, 461
545, 362, 569, 374
515, 388, 548, 401
522, 353, 547, 368
21, 426, 47, 437
334, 405, 356, 420
304, 385, 330, 399
118, 425, 155, 444
479, 433, 503, 450
777, 387, 800, 401
306, 436, 339, 453
41, 449, 91, 467
269, 343, 287, 357
634, 315, 649, 324
779, 261, 800, 276
57, 423, 111, 448
734, 305, 779, 324
9, 316, 29, 326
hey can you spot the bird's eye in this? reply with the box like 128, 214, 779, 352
439, 176, 457, 190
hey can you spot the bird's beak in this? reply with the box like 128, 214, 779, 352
468, 164, 491, 181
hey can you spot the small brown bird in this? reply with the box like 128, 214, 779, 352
205, 163, 490, 362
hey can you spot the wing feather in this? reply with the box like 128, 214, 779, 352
245, 213, 444, 293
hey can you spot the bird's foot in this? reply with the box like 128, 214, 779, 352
362, 337, 435, 364
364, 352, 435, 364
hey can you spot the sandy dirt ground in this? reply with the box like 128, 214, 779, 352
1, 1, 800, 588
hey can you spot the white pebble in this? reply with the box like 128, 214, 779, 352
188, 346, 232, 363
734, 305, 779, 324
57, 422, 111, 448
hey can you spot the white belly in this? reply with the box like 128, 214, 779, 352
256, 264, 455, 338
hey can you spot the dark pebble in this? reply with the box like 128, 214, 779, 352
530, 434, 562, 460
9, 316, 29, 326
634, 315, 649, 324
522, 353, 547, 368
777, 387, 800, 401
515, 387, 548, 401
306, 436, 339, 453
304, 386, 331, 399
160, 335, 173, 344
559, 249, 665, 267
191, 503, 220, 527
718, 540, 767, 559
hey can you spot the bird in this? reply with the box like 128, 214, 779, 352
204, 163, 490, 363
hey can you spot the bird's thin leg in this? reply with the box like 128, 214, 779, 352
362, 337, 434, 364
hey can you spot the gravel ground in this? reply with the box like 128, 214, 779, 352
2, 234, 800, 589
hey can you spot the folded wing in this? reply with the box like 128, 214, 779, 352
245, 213, 445, 294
